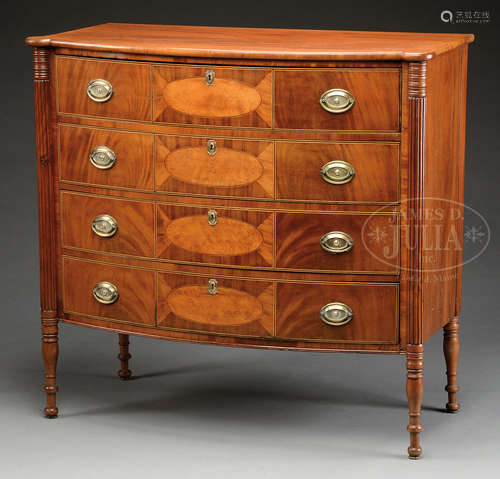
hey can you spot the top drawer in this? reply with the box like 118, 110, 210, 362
56, 57, 152, 121
153, 65, 272, 128
275, 69, 400, 131
56, 57, 399, 131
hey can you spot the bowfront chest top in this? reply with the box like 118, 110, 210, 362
26, 23, 473, 458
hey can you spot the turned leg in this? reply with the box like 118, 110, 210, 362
443, 317, 460, 412
406, 344, 424, 459
117, 334, 132, 380
42, 317, 59, 418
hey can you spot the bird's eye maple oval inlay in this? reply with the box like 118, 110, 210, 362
163, 78, 262, 118
167, 285, 263, 325
166, 146, 264, 188
166, 216, 263, 256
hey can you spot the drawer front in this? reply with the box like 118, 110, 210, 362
56, 57, 152, 120
153, 65, 272, 128
59, 125, 154, 190
63, 257, 155, 326
156, 135, 274, 199
274, 69, 400, 131
156, 205, 274, 267
61, 192, 154, 257
276, 212, 398, 273
276, 282, 398, 343
276, 142, 399, 203
158, 273, 274, 337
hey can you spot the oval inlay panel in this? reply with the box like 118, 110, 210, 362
163, 78, 262, 118
166, 146, 263, 188
166, 216, 263, 256
167, 285, 263, 325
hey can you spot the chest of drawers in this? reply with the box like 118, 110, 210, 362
26, 23, 473, 458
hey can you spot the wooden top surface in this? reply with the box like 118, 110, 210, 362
26, 23, 473, 61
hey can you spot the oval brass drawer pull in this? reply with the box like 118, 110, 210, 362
90, 145, 116, 170
93, 281, 119, 305
321, 160, 355, 185
320, 89, 355, 114
320, 231, 354, 254
92, 214, 118, 238
320, 302, 353, 326
87, 78, 113, 103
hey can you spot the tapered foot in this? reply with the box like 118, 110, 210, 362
42, 317, 59, 418
444, 317, 460, 413
406, 344, 424, 459
117, 334, 132, 380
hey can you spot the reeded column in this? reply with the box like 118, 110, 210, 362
406, 60, 427, 459
32, 46, 59, 417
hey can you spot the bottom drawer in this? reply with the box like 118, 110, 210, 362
276, 282, 398, 343
62, 257, 398, 344
63, 257, 155, 325
157, 272, 274, 338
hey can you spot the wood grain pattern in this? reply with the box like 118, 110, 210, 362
158, 273, 274, 337
275, 69, 400, 131
455, 47, 469, 317
26, 24, 473, 61
276, 212, 399, 273
54, 48, 404, 67
61, 192, 154, 257
56, 56, 151, 120
56, 114, 402, 142
63, 311, 402, 353
420, 47, 469, 342
59, 182, 395, 213
59, 124, 154, 190
153, 65, 272, 127
63, 249, 399, 283
157, 204, 273, 267
276, 282, 398, 343
405, 50, 469, 346
155, 135, 274, 198
397, 62, 410, 353
63, 257, 155, 325
276, 141, 399, 203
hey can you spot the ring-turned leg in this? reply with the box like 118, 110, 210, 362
406, 344, 424, 459
42, 317, 59, 418
117, 334, 132, 380
443, 317, 460, 412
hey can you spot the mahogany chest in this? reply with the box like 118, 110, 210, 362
26, 23, 473, 458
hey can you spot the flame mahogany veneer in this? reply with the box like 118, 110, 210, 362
26, 24, 473, 458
